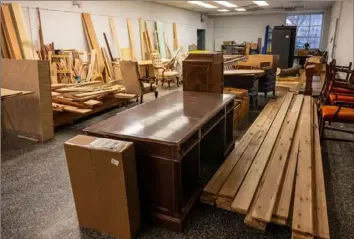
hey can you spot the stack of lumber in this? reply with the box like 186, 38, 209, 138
1, 88, 33, 99
201, 93, 329, 239
1, 3, 35, 59
51, 81, 136, 116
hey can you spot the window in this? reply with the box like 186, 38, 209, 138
286, 13, 323, 49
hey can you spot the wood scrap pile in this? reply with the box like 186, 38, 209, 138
51, 81, 136, 115
201, 93, 329, 239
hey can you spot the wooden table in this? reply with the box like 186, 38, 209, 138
84, 91, 235, 232
223, 70, 264, 106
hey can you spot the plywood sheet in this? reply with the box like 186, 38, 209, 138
2, 59, 54, 141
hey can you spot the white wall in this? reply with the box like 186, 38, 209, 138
213, 14, 286, 51
6, 1, 214, 60
213, 11, 331, 51
327, 0, 354, 65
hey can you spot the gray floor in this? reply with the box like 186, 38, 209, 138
2, 85, 354, 239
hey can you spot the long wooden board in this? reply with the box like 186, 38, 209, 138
313, 104, 330, 239
251, 94, 304, 223
139, 18, 146, 60
231, 92, 294, 213
217, 93, 291, 203
9, 3, 33, 59
127, 19, 137, 61
1, 4, 22, 59
82, 13, 104, 73
109, 17, 121, 58
173, 23, 178, 50
292, 96, 314, 236
202, 100, 278, 204
272, 104, 302, 220
144, 21, 154, 52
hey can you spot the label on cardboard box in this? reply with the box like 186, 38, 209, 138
111, 158, 119, 166
89, 138, 131, 152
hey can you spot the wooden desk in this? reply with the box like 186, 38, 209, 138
84, 91, 235, 232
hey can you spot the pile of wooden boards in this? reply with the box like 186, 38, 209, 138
224, 87, 249, 129
1, 3, 35, 59
51, 81, 136, 116
201, 92, 329, 239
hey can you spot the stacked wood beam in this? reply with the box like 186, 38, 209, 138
201, 93, 329, 239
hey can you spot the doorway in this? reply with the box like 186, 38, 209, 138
197, 29, 206, 50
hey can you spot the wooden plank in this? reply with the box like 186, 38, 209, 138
155, 21, 166, 58
9, 3, 33, 59
173, 23, 178, 50
1, 25, 10, 58
250, 94, 304, 223
144, 21, 154, 51
121, 48, 132, 61
231, 92, 295, 214
1, 4, 22, 59
52, 96, 89, 109
313, 104, 330, 239
217, 94, 293, 205
126, 19, 137, 61
101, 46, 112, 81
36, 7, 45, 59
272, 103, 302, 220
53, 102, 92, 114
83, 99, 103, 108
82, 13, 104, 73
292, 96, 314, 236
109, 17, 121, 58
139, 18, 146, 60
103, 33, 113, 61
202, 100, 279, 204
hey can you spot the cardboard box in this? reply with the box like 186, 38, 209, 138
64, 135, 140, 239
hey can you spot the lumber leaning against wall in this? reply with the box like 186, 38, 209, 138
2, 59, 54, 142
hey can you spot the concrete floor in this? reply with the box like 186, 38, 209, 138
2, 85, 354, 239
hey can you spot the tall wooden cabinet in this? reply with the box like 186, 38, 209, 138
183, 52, 224, 93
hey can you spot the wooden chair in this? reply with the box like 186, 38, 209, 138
317, 61, 354, 141
151, 51, 180, 89
119, 60, 158, 104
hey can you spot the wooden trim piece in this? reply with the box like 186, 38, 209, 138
173, 23, 178, 50
313, 104, 330, 239
231, 93, 293, 213
109, 17, 121, 58
144, 21, 154, 52
139, 17, 146, 60
127, 19, 137, 61
217, 93, 292, 203
292, 96, 314, 236
101, 46, 112, 81
82, 13, 105, 73
251, 94, 304, 223
1, 4, 23, 59
202, 99, 278, 203
9, 3, 33, 59
1, 25, 10, 58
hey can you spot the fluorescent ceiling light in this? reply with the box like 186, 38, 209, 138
214, 1, 237, 8
235, 8, 246, 11
217, 9, 230, 12
188, 1, 218, 8
253, 1, 269, 6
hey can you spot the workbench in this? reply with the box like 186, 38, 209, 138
83, 90, 235, 232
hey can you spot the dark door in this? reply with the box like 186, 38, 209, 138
197, 29, 206, 50
272, 28, 292, 69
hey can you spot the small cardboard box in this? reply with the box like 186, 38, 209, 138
64, 135, 140, 239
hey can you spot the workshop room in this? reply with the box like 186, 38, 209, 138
1, 0, 353, 238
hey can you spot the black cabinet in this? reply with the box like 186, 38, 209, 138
272, 26, 297, 69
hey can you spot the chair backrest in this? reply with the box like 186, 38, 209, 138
119, 60, 143, 95
150, 51, 163, 77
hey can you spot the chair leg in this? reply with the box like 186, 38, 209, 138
136, 97, 139, 102
154, 91, 158, 98
140, 95, 143, 104
264, 92, 268, 98
273, 90, 276, 97
161, 78, 165, 86
176, 77, 180, 87
168, 81, 171, 90
319, 117, 325, 143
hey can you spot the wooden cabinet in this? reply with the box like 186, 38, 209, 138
183, 52, 224, 93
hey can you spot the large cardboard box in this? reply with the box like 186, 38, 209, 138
64, 135, 140, 239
